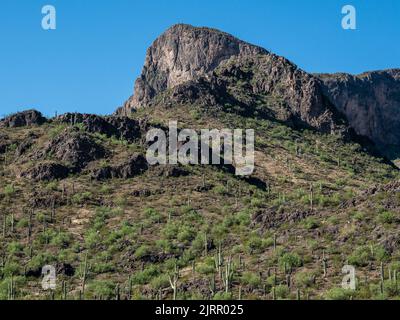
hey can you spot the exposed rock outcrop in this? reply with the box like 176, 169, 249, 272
117, 24, 350, 135
55, 113, 146, 143
35, 128, 106, 170
0, 110, 47, 128
317, 70, 400, 160
91, 154, 148, 180
120, 24, 267, 112
149, 164, 190, 178
20, 162, 70, 181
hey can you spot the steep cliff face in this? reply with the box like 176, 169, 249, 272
121, 24, 267, 112
317, 70, 400, 160
118, 24, 348, 135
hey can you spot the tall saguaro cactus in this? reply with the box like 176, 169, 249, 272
80, 252, 89, 298
223, 256, 234, 294
169, 264, 179, 300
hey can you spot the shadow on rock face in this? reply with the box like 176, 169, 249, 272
20, 162, 70, 181
90, 154, 148, 181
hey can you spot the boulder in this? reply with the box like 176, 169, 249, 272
56, 113, 145, 142
20, 162, 70, 181
37, 128, 106, 170
0, 110, 47, 127
91, 154, 148, 180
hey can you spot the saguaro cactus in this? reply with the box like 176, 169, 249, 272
115, 284, 120, 300
322, 251, 328, 277
51, 198, 56, 223
2, 213, 6, 238
223, 256, 233, 293
209, 272, 216, 296
215, 243, 224, 280
309, 184, 314, 210
204, 233, 208, 256
8, 276, 15, 300
127, 276, 133, 300
80, 253, 89, 298
28, 209, 34, 241
168, 264, 179, 300
62, 280, 68, 300
380, 262, 385, 294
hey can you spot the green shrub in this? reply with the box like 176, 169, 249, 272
2, 261, 21, 277
348, 246, 372, 267
72, 192, 92, 205
84, 230, 102, 249
274, 285, 289, 299
213, 292, 233, 300
295, 271, 316, 288
16, 218, 29, 229
302, 217, 320, 230
325, 288, 354, 300
51, 232, 72, 248
27, 252, 56, 272
246, 236, 264, 254
197, 259, 216, 275
88, 280, 116, 300
278, 253, 302, 271
150, 274, 170, 290
3, 184, 15, 197
377, 211, 397, 224
177, 226, 195, 244
7, 242, 23, 255
134, 245, 151, 259
213, 185, 227, 196
132, 266, 159, 285
240, 272, 261, 289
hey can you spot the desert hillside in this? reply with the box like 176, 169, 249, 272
0, 24, 399, 300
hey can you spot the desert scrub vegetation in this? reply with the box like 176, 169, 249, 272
0, 106, 399, 301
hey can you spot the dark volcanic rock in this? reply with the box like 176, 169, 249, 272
56, 113, 145, 142
38, 128, 106, 170
0, 110, 47, 128
0, 142, 8, 154
149, 164, 190, 178
0, 134, 10, 154
117, 154, 148, 179
15, 134, 37, 157
91, 154, 148, 180
20, 162, 70, 181
251, 208, 313, 230
56, 263, 75, 277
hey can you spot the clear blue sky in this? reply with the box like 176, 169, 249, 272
1, 0, 399, 117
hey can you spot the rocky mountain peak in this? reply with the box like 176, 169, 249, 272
119, 24, 268, 113
118, 24, 349, 136
116, 25, 399, 163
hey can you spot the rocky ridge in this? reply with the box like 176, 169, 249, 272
118, 24, 399, 161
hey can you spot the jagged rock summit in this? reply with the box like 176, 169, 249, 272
120, 24, 268, 112
118, 24, 348, 135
